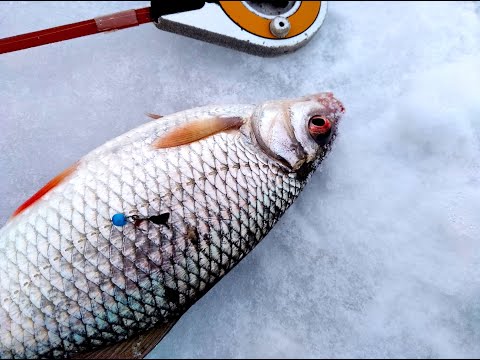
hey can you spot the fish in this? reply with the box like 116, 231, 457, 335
0, 93, 345, 359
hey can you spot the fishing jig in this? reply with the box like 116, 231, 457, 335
111, 212, 170, 228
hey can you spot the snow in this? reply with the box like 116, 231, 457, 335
1, 1, 480, 358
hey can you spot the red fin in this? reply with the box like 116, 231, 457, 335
146, 113, 163, 120
10, 162, 79, 219
152, 116, 244, 149
72, 319, 178, 359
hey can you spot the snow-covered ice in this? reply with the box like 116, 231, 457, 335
1, 1, 480, 358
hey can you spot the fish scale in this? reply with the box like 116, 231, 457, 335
0, 95, 344, 358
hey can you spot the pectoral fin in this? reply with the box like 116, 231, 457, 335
152, 116, 244, 149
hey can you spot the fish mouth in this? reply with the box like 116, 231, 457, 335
310, 92, 346, 117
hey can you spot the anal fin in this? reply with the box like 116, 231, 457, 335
72, 319, 178, 359
10, 162, 79, 219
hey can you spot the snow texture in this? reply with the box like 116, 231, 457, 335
1, 1, 480, 358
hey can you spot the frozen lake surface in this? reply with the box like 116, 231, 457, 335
1, 1, 480, 358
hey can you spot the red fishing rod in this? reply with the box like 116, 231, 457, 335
0, 1, 328, 57
0, 1, 205, 55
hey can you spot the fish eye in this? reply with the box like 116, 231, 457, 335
308, 116, 332, 145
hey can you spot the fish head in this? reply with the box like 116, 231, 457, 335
250, 92, 345, 173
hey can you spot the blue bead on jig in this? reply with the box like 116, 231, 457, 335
112, 213, 127, 227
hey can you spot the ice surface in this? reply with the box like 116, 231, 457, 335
1, 1, 480, 358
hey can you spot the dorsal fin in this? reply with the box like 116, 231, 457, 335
72, 320, 178, 359
152, 116, 244, 149
10, 162, 79, 219
146, 113, 163, 120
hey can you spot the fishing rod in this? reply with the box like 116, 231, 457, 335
0, 1, 328, 56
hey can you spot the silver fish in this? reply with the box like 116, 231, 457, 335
0, 93, 345, 359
